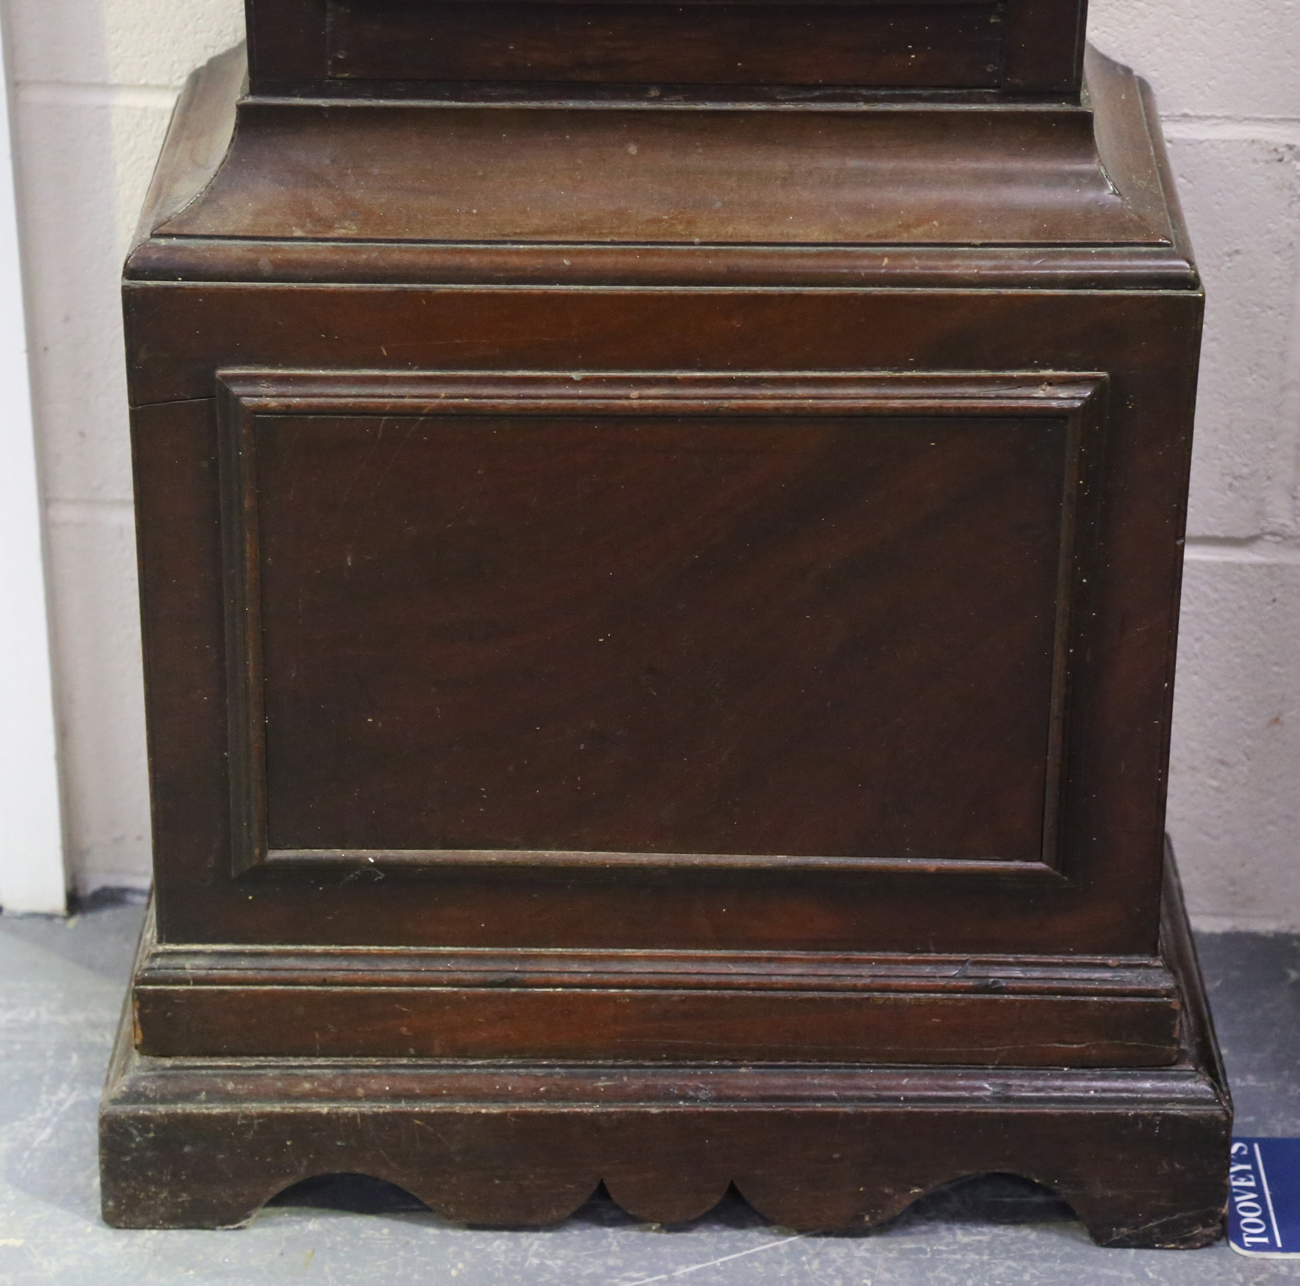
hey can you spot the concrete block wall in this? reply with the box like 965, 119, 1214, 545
6, 0, 1299, 926
1087, 0, 1300, 930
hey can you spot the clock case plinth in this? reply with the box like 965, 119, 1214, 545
102, 3, 1231, 1244
103, 851, 1227, 1245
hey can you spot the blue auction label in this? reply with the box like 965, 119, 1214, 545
1229, 1138, 1300, 1256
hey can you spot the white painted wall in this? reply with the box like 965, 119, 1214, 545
3, 0, 243, 896
0, 11, 65, 914
5, 0, 1298, 925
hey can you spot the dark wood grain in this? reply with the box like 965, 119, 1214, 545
134, 984, 1182, 1063
246, 0, 328, 92
1002, 0, 1084, 92
130, 898, 1183, 1064
108, 5, 1227, 1242
126, 238, 1198, 290
152, 99, 1167, 248
102, 1046, 1230, 1242
102, 855, 1228, 1243
126, 282, 1196, 959
246, 0, 1086, 99
216, 371, 1101, 878
327, 0, 1003, 87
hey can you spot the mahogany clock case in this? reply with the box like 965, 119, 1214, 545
100, 14, 1231, 1246
245, 0, 1089, 98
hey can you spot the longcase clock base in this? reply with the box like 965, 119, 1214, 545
100, 850, 1230, 1246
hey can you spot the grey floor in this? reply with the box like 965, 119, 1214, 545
3, 900, 1300, 1285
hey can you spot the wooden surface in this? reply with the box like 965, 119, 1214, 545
128, 45, 1180, 288
106, 14, 1227, 1240
101, 850, 1230, 1243
131, 931, 1183, 1063
216, 371, 1101, 877
151, 91, 1170, 251
126, 278, 1200, 958
327, 1, 1004, 88
103, 1049, 1229, 1240
246, 0, 1086, 98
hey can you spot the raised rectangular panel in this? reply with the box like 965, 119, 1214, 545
217, 369, 1105, 881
